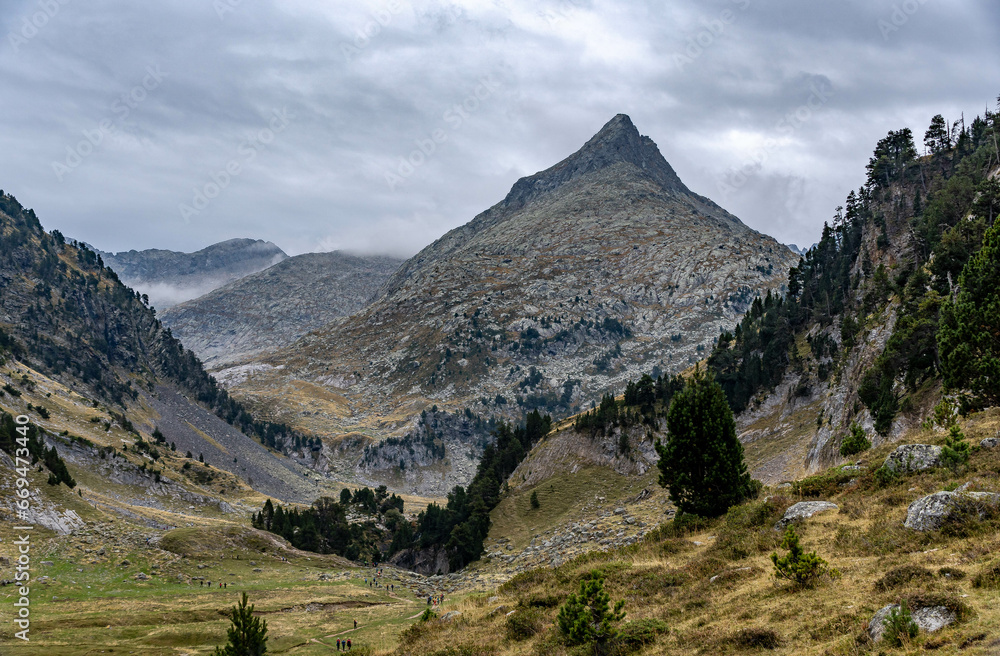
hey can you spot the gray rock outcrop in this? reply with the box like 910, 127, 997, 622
774, 501, 838, 530
980, 437, 999, 449
868, 604, 957, 642
882, 444, 942, 474
904, 491, 1000, 531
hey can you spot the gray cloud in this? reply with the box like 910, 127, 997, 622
1, 0, 997, 257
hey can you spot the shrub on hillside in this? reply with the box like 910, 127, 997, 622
505, 607, 543, 641
839, 424, 871, 457
770, 527, 833, 588
730, 627, 781, 650
972, 562, 1000, 589
875, 565, 934, 591
940, 425, 971, 470
557, 575, 625, 654
883, 600, 919, 647
614, 618, 669, 653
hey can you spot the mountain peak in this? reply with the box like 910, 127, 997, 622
502, 114, 689, 210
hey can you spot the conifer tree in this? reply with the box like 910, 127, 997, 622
214, 593, 268, 656
655, 368, 754, 517
938, 220, 1000, 410
924, 114, 951, 154
557, 576, 625, 655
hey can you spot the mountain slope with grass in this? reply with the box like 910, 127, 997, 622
0, 191, 323, 502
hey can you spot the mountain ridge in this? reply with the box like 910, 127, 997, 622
160, 251, 403, 368
224, 114, 798, 495
97, 238, 288, 308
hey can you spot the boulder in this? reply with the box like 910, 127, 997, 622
440, 611, 462, 622
904, 491, 1000, 531
980, 437, 999, 449
882, 444, 942, 474
774, 501, 838, 530
868, 604, 957, 642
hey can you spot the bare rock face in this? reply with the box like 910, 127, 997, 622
904, 490, 1000, 531
98, 238, 287, 308
774, 501, 838, 530
980, 437, 1000, 449
868, 604, 957, 642
882, 444, 943, 474
228, 114, 797, 494
161, 252, 402, 368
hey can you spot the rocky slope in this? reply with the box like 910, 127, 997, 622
695, 111, 1000, 486
160, 252, 402, 368
226, 114, 798, 493
97, 238, 287, 308
0, 191, 319, 503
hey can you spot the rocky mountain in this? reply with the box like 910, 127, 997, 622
97, 238, 287, 308
225, 114, 798, 494
160, 252, 402, 368
0, 192, 320, 502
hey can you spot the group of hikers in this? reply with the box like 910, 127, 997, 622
198, 580, 227, 588
363, 567, 394, 593
426, 592, 444, 606
335, 637, 352, 650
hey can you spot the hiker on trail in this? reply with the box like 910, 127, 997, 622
354, 619, 357, 629
427, 595, 432, 605
337, 638, 341, 650
347, 638, 352, 650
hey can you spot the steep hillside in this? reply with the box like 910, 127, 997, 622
160, 251, 402, 368
0, 192, 320, 501
706, 109, 1000, 482
226, 114, 797, 492
97, 238, 287, 308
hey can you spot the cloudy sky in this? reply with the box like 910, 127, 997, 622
1, 0, 997, 257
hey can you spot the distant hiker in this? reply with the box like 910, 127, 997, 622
337, 638, 341, 650
427, 595, 432, 605
347, 638, 351, 650
354, 619, 357, 629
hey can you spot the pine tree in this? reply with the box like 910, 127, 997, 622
938, 219, 1000, 411
770, 526, 830, 588
530, 490, 540, 509
655, 368, 754, 517
924, 114, 951, 154
839, 423, 871, 457
214, 592, 268, 656
557, 576, 625, 655
940, 425, 970, 470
